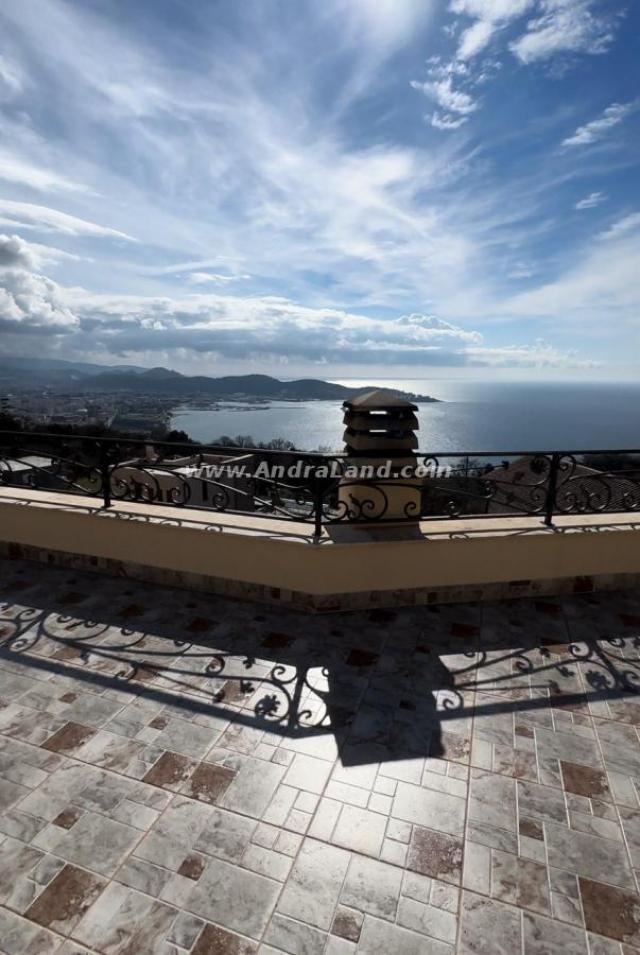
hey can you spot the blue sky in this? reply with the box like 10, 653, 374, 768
0, 0, 638, 380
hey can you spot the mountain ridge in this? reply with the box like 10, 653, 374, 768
0, 356, 438, 401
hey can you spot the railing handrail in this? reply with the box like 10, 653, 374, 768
2, 430, 640, 533
1, 430, 640, 459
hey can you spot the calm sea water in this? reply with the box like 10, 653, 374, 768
170, 379, 640, 452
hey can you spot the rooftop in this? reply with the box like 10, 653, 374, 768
1, 558, 640, 954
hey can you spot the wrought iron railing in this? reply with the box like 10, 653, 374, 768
1, 431, 639, 534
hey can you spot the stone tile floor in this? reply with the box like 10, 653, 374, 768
1, 561, 640, 953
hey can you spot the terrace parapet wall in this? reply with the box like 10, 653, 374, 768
1, 486, 640, 612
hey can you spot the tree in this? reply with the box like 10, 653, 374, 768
0, 411, 21, 432
164, 429, 194, 444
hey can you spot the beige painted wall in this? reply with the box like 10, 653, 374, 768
1, 490, 640, 596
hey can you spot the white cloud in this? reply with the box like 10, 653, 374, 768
457, 20, 497, 59
420, 1, 623, 133
562, 101, 634, 147
422, 77, 478, 115
342, 0, 434, 54
0, 236, 77, 329
0, 0, 632, 375
0, 200, 136, 241
468, 339, 598, 368
0, 233, 86, 271
0, 237, 602, 369
0, 152, 93, 195
0, 234, 37, 270
599, 212, 640, 241
411, 68, 479, 129
503, 219, 640, 321
0, 54, 21, 99
430, 112, 469, 130
574, 191, 606, 210
511, 0, 618, 64
184, 272, 249, 285
451, 0, 534, 60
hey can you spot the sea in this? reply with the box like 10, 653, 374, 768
169, 379, 640, 453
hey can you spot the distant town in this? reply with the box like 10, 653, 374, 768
0, 356, 438, 437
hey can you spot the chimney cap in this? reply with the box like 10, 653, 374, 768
342, 389, 418, 412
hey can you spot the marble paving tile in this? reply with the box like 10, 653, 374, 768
74, 880, 178, 954
182, 759, 236, 804
152, 718, 220, 760
0, 776, 29, 812
341, 854, 403, 919
358, 914, 453, 955
459, 891, 522, 955
545, 822, 636, 890
560, 761, 612, 801
5, 563, 640, 955
41, 722, 97, 756
116, 856, 172, 897
579, 877, 640, 945
407, 826, 463, 885
61, 694, 124, 728
142, 749, 196, 790
332, 803, 387, 856
468, 769, 516, 832
263, 913, 326, 955
0, 835, 44, 903
517, 779, 568, 824
48, 811, 140, 876
0, 905, 61, 955
332, 905, 364, 942
220, 757, 286, 819
135, 795, 213, 870
183, 855, 280, 938
195, 805, 257, 862
277, 838, 351, 930
522, 911, 589, 954
283, 753, 333, 794
25, 863, 105, 934
192, 922, 257, 954
491, 849, 551, 915
397, 896, 457, 945
392, 781, 466, 836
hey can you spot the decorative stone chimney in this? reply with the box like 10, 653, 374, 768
339, 390, 421, 521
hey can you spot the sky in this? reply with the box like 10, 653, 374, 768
0, 0, 638, 381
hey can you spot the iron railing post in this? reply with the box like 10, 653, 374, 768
100, 440, 111, 509
544, 452, 560, 526
313, 466, 323, 539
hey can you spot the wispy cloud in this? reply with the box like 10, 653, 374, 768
511, 0, 619, 64
414, 1, 623, 131
184, 272, 249, 286
0, 152, 94, 195
575, 191, 606, 210
599, 212, 640, 241
0, 0, 636, 375
411, 68, 479, 128
452, 0, 535, 60
562, 101, 635, 147
0, 53, 21, 99
0, 200, 136, 241
503, 216, 640, 321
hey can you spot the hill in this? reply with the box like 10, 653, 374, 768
0, 357, 438, 402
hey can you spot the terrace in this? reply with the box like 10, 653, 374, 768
1, 558, 640, 953
1, 405, 640, 954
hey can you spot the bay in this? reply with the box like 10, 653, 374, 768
170, 379, 640, 452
